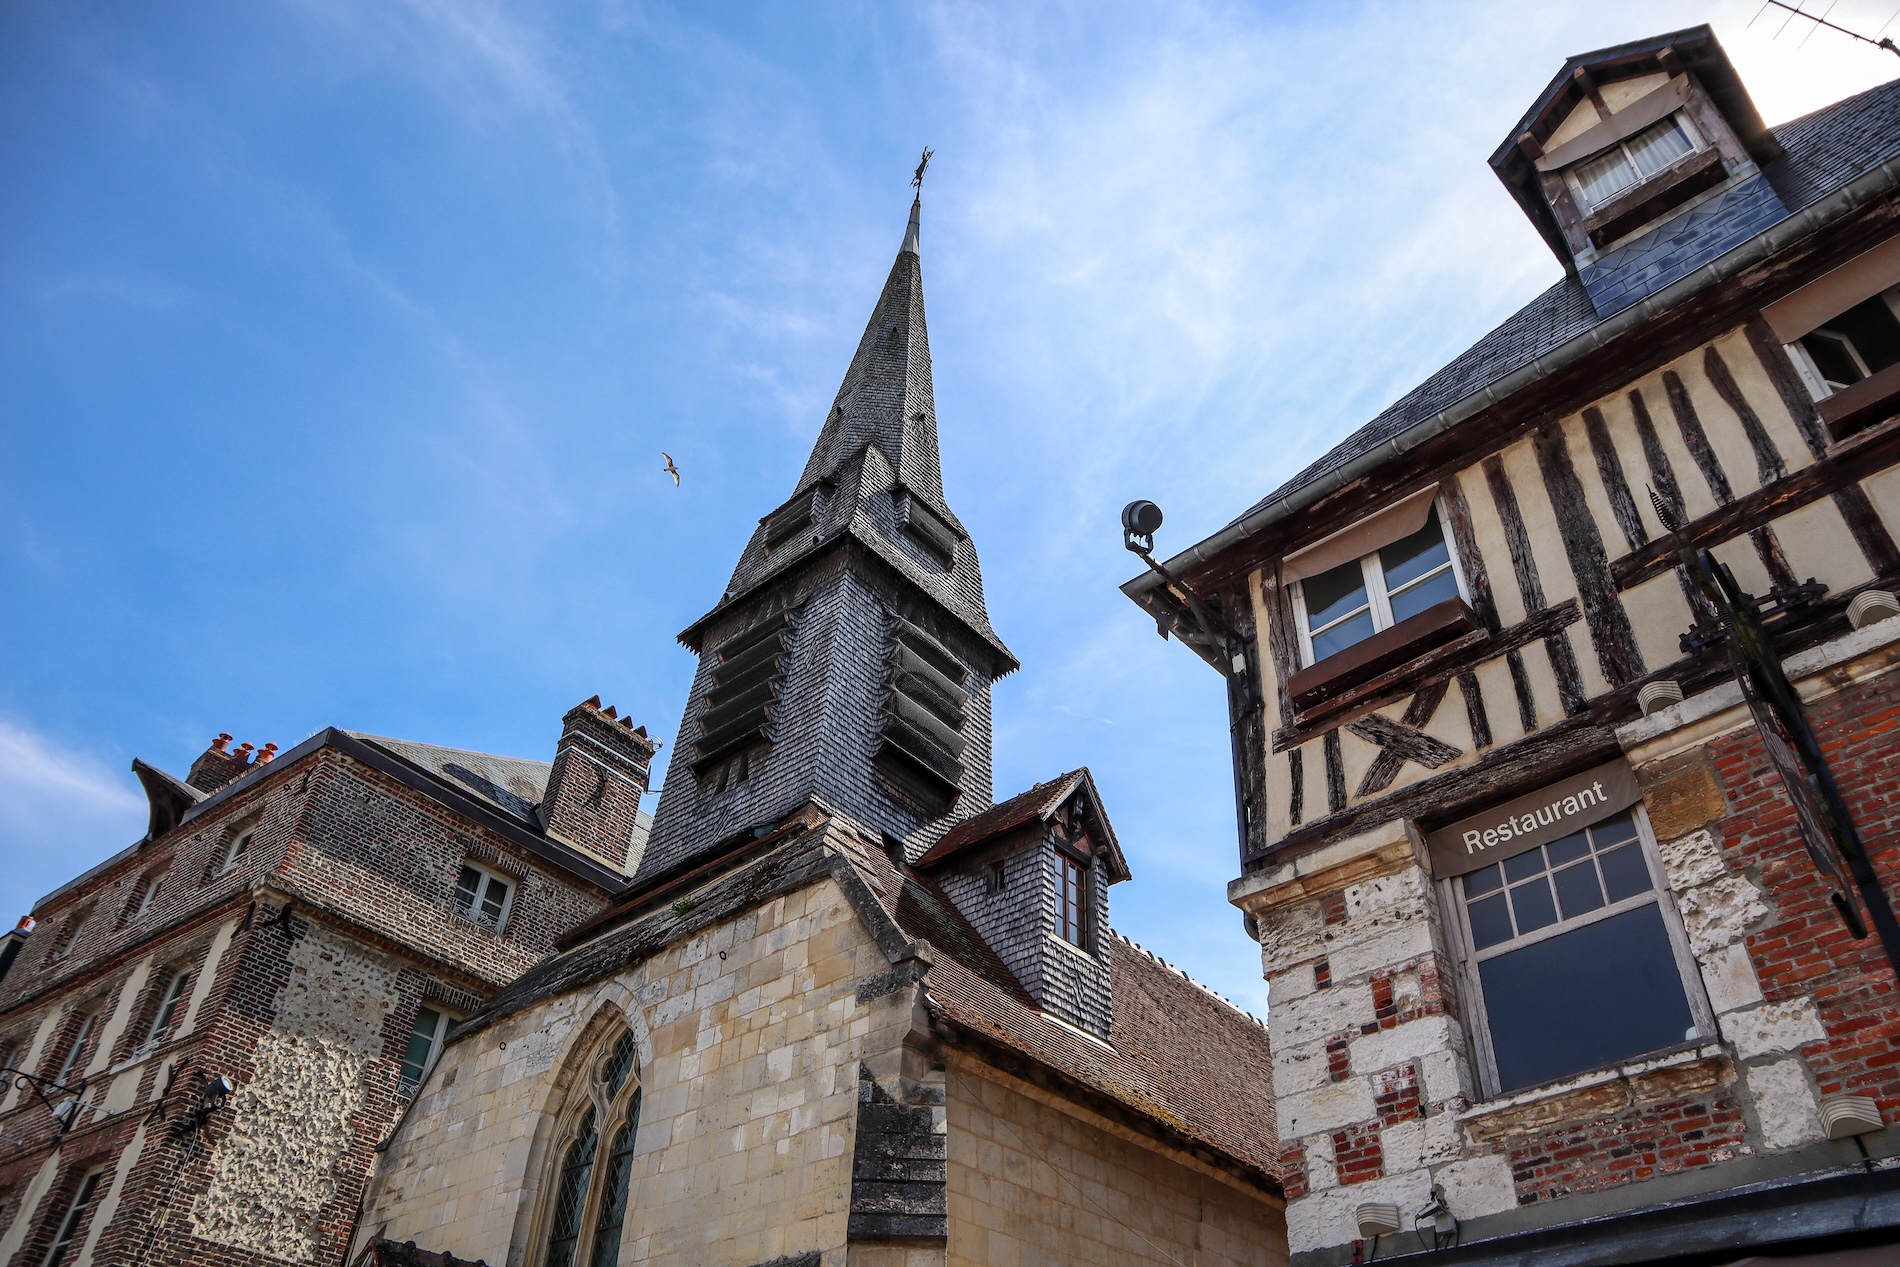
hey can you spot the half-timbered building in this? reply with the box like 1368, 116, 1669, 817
1123, 25, 1900, 1267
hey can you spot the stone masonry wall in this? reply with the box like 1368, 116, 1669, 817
943, 1055, 1286, 1267
360, 875, 893, 1267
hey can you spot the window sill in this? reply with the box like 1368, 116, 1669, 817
1582, 148, 1726, 249
1818, 361, 1900, 445
1458, 1039, 1728, 1144
1286, 597, 1477, 714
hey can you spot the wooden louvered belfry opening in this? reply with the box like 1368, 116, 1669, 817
877, 615, 969, 814
691, 611, 796, 784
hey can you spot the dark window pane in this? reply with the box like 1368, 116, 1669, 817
1305, 560, 1370, 631
1510, 877, 1559, 933
1546, 832, 1590, 867
399, 1006, 442, 1089
1388, 568, 1460, 623
1599, 844, 1653, 903
1802, 331, 1866, 390
480, 878, 508, 924
1553, 862, 1606, 919
1464, 864, 1502, 897
1480, 903, 1695, 1091
1589, 810, 1639, 850
1380, 510, 1451, 592
1824, 293, 1900, 377
1311, 610, 1376, 660
1503, 850, 1547, 883
588, 1097, 641, 1267
603, 1032, 638, 1098
1468, 894, 1513, 950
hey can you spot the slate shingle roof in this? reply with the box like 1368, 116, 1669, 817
1234, 75, 1900, 525
349, 732, 654, 856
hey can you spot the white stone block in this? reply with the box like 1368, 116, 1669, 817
1677, 875, 1768, 954
1721, 998, 1826, 1060
1279, 1080, 1376, 1139
1272, 985, 1375, 1049
1434, 1153, 1516, 1220
1697, 941, 1763, 1014
1657, 829, 1727, 890
1348, 1016, 1458, 1075
1746, 1058, 1824, 1150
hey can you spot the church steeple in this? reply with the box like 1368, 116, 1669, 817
637, 185, 1016, 880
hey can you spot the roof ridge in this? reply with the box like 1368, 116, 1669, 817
348, 731, 553, 770
1112, 930, 1266, 1027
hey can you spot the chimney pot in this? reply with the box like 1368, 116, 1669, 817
633, 725, 648, 737
583, 695, 602, 709
258, 742, 279, 763
235, 742, 254, 760
212, 734, 232, 752
602, 705, 618, 719
619, 716, 634, 729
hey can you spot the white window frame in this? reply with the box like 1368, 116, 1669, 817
397, 1003, 456, 1094
1439, 803, 1714, 1099
218, 827, 255, 876
1784, 283, 1900, 400
1560, 110, 1706, 213
141, 968, 193, 1052
131, 873, 165, 922
452, 863, 515, 935
1289, 497, 1470, 669
52, 1012, 97, 1087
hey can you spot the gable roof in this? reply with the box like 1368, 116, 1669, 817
915, 768, 1132, 882
447, 802, 1275, 1188
1125, 72, 1900, 605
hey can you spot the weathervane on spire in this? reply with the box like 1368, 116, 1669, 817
912, 147, 934, 192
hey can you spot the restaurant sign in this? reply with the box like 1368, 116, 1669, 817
1423, 760, 1640, 879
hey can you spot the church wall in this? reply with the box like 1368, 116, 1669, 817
943, 1057, 1287, 1267
361, 874, 892, 1267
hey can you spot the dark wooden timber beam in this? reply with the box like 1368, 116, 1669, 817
1174, 192, 1900, 598
1610, 417, 1900, 590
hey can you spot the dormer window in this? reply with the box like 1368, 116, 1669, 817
1566, 114, 1697, 210
1293, 507, 1462, 666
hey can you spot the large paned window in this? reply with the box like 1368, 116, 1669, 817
1293, 507, 1463, 665
1449, 808, 1708, 1094
1565, 114, 1699, 209
41, 1168, 105, 1267
542, 1029, 641, 1267
52, 1013, 97, 1087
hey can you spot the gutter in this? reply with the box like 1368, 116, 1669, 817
1122, 151, 1900, 609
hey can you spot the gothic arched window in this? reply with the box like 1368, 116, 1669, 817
542, 1030, 640, 1267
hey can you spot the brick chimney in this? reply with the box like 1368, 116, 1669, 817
541, 697, 657, 871
187, 734, 251, 793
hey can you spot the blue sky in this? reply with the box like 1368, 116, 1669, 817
4, 0, 1897, 1011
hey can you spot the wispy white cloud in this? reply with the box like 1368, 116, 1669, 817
0, 721, 147, 918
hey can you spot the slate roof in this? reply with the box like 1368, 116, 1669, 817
681, 198, 1016, 672
1233, 74, 1900, 525
914, 767, 1132, 883
449, 803, 1277, 1186
350, 732, 654, 857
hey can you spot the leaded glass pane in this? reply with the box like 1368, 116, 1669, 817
587, 1096, 642, 1267
603, 1032, 638, 1099
545, 1109, 599, 1267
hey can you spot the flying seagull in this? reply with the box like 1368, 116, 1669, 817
662, 453, 681, 486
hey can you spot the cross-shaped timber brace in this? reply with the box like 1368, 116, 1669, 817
1346, 679, 1462, 797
